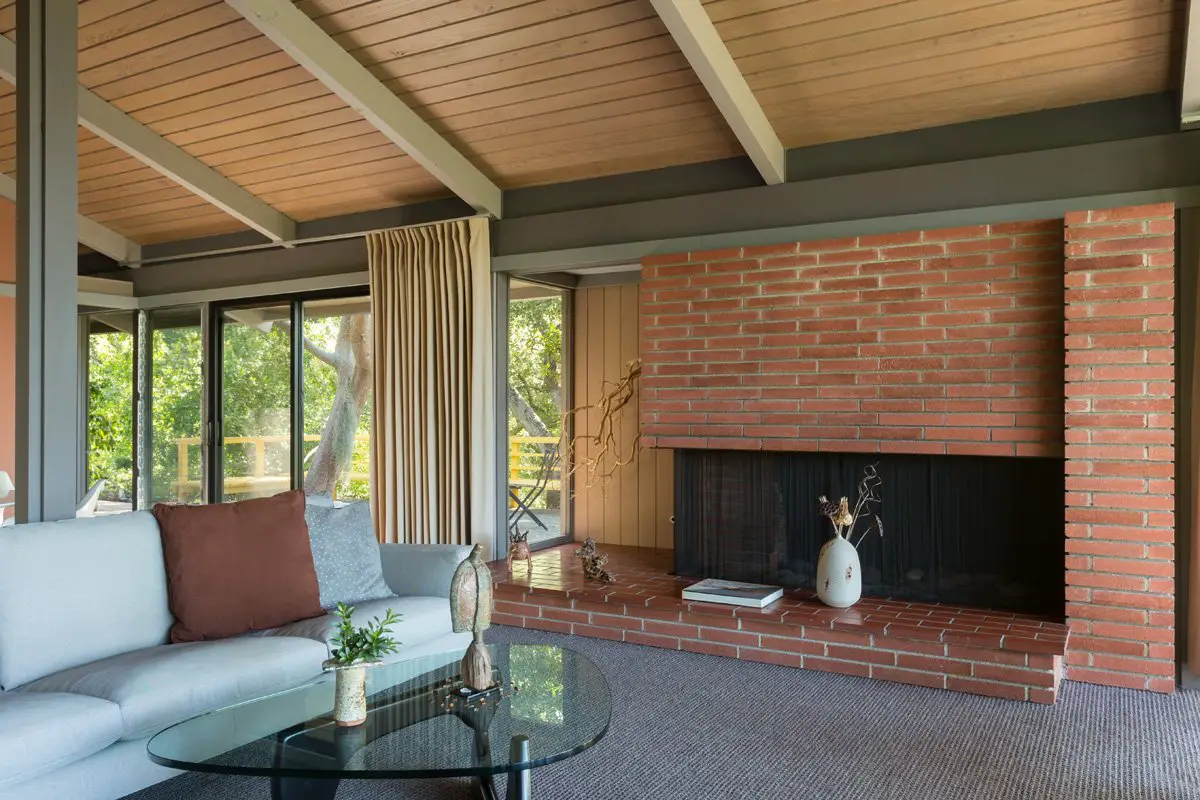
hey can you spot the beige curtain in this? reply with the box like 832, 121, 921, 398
367, 218, 494, 548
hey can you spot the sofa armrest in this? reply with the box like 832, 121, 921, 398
379, 543, 473, 598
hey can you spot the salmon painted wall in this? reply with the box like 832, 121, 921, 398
0, 200, 15, 484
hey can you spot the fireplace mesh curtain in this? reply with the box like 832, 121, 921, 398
366, 219, 495, 549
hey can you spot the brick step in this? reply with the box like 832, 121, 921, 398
492, 547, 1068, 704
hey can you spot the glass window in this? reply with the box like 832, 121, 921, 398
301, 297, 373, 502
86, 293, 375, 512
507, 281, 568, 546
85, 313, 135, 514
220, 305, 292, 502
149, 307, 204, 505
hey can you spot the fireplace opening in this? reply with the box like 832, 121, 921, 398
674, 449, 1065, 618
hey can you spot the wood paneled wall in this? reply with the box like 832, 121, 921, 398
572, 284, 674, 549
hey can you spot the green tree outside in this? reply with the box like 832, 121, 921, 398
86, 308, 372, 506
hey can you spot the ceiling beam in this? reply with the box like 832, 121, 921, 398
0, 173, 140, 263
225, 0, 504, 218
648, 0, 786, 185
1184, 1, 1200, 127
0, 36, 296, 244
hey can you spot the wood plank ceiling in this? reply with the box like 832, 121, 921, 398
704, 0, 1183, 147
0, 0, 1184, 246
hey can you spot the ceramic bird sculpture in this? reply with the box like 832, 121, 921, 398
449, 544, 495, 691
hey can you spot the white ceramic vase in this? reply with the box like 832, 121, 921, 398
329, 663, 369, 726
816, 533, 862, 608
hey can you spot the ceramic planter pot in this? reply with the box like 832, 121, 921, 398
816, 534, 862, 608
324, 660, 379, 726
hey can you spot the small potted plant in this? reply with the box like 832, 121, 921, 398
323, 603, 401, 726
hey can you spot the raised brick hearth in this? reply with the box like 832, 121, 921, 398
493, 547, 1069, 704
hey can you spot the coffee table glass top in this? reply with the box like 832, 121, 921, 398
147, 643, 611, 779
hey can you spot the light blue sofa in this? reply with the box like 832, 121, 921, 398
0, 511, 472, 800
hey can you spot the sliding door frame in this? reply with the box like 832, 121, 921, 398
207, 286, 369, 503
500, 275, 576, 553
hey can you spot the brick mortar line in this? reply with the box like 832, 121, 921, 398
655, 244, 1065, 264
502, 605, 1067, 663
506, 616, 1056, 692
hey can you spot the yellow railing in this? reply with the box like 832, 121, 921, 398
174, 434, 369, 496
508, 436, 561, 506
175, 433, 558, 501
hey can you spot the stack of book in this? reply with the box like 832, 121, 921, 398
681, 578, 783, 608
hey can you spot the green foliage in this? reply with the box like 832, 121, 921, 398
510, 645, 565, 724
87, 331, 134, 501
220, 319, 291, 499
329, 602, 401, 666
508, 297, 563, 437
85, 309, 372, 505
149, 325, 204, 503
302, 315, 372, 500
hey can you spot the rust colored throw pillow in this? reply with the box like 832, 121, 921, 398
153, 490, 323, 643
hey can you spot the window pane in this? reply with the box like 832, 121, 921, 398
221, 305, 292, 501
302, 297, 372, 502
86, 314, 134, 514
150, 307, 203, 505
507, 282, 566, 545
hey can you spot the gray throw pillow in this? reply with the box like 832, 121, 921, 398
303, 501, 394, 609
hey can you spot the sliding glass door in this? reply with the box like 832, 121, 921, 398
217, 304, 292, 501
211, 292, 373, 504
83, 312, 136, 513
147, 306, 205, 506
301, 296, 373, 502
507, 279, 571, 548
82, 290, 374, 513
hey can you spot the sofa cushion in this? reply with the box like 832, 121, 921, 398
0, 512, 173, 690
266, 596, 454, 658
19, 636, 327, 740
0, 692, 123, 789
154, 490, 323, 642
304, 500, 392, 609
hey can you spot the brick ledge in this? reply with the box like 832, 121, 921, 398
492, 546, 1068, 704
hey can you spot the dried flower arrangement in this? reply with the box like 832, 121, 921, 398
818, 464, 884, 548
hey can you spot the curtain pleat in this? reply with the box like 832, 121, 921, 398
367, 219, 486, 546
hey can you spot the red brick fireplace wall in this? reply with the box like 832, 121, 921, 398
638, 204, 1176, 693
1062, 205, 1176, 692
641, 221, 1066, 455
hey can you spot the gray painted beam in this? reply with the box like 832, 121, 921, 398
129, 238, 369, 296
492, 130, 1200, 257
649, 0, 784, 184
114, 94, 1197, 293
504, 157, 762, 218
16, 0, 79, 522
786, 93, 1177, 181
138, 196, 472, 263
139, 95, 1173, 262
492, 187, 1200, 274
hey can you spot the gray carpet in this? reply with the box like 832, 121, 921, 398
125, 626, 1200, 799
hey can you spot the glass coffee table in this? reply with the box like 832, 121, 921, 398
148, 643, 610, 800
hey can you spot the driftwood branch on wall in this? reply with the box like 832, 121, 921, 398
562, 357, 642, 490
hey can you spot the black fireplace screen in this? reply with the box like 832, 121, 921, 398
673, 449, 1064, 618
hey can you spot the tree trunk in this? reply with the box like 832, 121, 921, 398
304, 314, 373, 497
508, 384, 551, 437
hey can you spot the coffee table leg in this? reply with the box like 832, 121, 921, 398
270, 776, 340, 800
476, 775, 499, 800
507, 735, 532, 800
